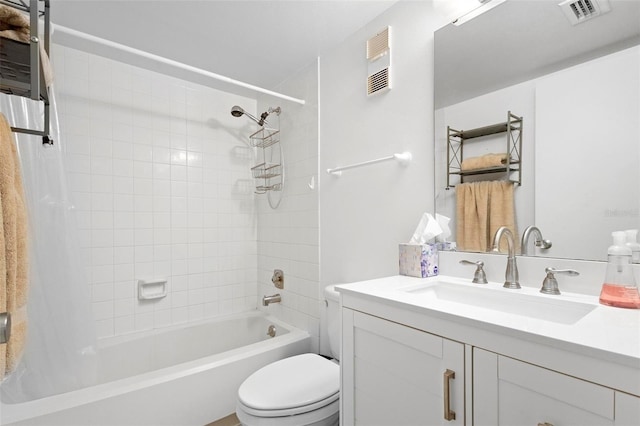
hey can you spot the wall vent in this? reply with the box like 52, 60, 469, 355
367, 26, 391, 96
367, 68, 391, 96
366, 27, 390, 61
558, 0, 611, 25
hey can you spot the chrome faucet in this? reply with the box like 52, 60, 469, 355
262, 294, 281, 306
521, 226, 552, 256
492, 226, 520, 289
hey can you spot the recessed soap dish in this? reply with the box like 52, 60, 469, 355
138, 279, 168, 300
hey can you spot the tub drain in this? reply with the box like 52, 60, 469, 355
267, 325, 277, 338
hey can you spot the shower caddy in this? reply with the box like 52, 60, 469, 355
248, 106, 284, 209
0, 0, 53, 144
446, 111, 522, 188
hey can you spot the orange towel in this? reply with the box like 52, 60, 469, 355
460, 153, 509, 171
0, 113, 29, 377
456, 181, 517, 253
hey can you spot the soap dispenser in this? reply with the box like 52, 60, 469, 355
625, 229, 640, 264
599, 231, 640, 309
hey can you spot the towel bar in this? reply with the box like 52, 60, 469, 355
327, 151, 412, 176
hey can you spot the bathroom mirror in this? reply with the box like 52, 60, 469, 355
434, 0, 640, 261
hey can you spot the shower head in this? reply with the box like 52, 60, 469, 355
230, 105, 245, 117
230, 105, 281, 127
230, 105, 264, 126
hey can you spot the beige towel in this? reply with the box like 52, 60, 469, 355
456, 181, 517, 253
460, 153, 509, 171
0, 4, 53, 87
0, 113, 29, 377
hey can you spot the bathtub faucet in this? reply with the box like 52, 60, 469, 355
262, 294, 281, 306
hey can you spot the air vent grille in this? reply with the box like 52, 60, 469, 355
367, 27, 390, 61
558, 0, 611, 25
367, 68, 390, 96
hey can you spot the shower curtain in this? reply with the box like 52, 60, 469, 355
0, 88, 96, 402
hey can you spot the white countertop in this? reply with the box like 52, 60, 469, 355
336, 275, 640, 369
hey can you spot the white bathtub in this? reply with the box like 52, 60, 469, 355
1, 311, 310, 426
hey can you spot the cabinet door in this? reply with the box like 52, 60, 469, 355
341, 309, 465, 426
473, 348, 615, 426
615, 392, 640, 426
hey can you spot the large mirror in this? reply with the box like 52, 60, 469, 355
434, 0, 640, 261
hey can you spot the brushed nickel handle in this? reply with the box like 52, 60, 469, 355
443, 369, 456, 421
0, 312, 11, 344
537, 423, 553, 426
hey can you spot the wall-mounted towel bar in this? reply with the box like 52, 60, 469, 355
326, 152, 412, 176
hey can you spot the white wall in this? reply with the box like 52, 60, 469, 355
319, 1, 448, 288
53, 44, 259, 338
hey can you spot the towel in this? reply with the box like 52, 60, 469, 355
0, 113, 29, 378
0, 4, 53, 87
456, 181, 517, 253
460, 153, 509, 171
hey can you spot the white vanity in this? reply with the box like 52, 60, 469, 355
337, 274, 640, 425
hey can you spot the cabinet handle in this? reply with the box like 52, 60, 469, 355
537, 423, 553, 426
443, 369, 456, 421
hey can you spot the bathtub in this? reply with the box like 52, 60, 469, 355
1, 311, 310, 426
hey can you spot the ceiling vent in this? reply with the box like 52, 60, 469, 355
367, 26, 391, 96
558, 0, 611, 25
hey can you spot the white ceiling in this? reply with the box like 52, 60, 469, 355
51, 0, 398, 91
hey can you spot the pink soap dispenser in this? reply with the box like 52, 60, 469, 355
599, 231, 640, 309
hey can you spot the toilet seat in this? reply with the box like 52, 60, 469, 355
237, 353, 339, 417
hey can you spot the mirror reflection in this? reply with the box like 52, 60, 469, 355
434, 0, 640, 261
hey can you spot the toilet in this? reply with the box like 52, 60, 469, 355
235, 285, 341, 426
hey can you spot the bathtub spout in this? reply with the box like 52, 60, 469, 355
262, 294, 281, 306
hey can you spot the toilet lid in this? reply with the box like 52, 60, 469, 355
238, 353, 339, 411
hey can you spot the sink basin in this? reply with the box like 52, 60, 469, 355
403, 282, 597, 325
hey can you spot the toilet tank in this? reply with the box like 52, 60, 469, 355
324, 285, 341, 360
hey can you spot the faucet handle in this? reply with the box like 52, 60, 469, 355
460, 260, 488, 284
540, 267, 579, 295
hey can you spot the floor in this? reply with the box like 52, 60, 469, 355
206, 413, 240, 426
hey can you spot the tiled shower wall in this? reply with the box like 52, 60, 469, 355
53, 44, 260, 338
256, 61, 321, 352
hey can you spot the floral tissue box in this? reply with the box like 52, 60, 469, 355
399, 243, 439, 278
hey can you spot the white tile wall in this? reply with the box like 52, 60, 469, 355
256, 61, 321, 353
53, 44, 260, 338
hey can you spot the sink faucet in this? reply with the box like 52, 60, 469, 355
521, 226, 552, 256
492, 226, 520, 289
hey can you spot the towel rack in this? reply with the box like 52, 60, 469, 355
327, 152, 412, 176
0, 0, 53, 144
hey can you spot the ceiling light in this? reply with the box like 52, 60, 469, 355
452, 0, 508, 26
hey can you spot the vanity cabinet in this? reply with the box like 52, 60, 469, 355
473, 348, 622, 426
341, 309, 465, 426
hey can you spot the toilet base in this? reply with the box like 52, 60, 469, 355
236, 399, 339, 426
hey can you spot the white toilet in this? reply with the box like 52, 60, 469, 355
235, 285, 341, 426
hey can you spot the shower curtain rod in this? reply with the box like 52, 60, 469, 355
54, 25, 306, 106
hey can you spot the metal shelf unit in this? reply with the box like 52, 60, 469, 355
446, 111, 522, 188
249, 127, 282, 194
0, 0, 52, 144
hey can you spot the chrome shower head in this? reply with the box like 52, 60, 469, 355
230, 105, 245, 117
230, 105, 263, 125
230, 105, 281, 126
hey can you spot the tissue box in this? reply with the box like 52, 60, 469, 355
399, 244, 439, 278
